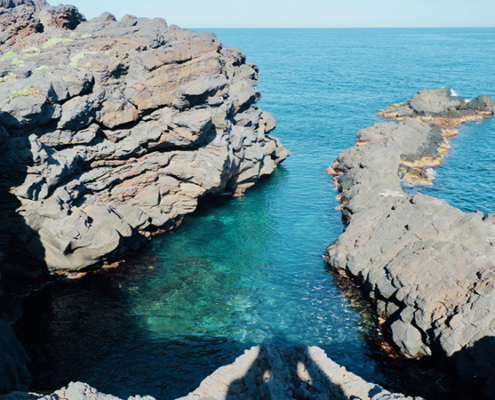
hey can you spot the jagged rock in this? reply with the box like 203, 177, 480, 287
408, 88, 464, 115
0, 0, 289, 274
0, 2, 289, 395
326, 89, 495, 397
0, 0, 47, 10
465, 94, 495, 112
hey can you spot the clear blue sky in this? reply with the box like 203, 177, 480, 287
68, 0, 495, 28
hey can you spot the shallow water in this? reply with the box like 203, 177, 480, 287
16, 28, 495, 400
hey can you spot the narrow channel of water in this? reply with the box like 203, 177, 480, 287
15, 29, 495, 400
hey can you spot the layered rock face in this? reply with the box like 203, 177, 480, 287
0, 346, 422, 400
0, 1, 289, 274
326, 89, 495, 395
0, 0, 289, 394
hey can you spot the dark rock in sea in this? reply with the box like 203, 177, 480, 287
326, 88, 495, 397
0, 0, 289, 274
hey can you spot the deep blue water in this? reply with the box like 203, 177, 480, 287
16, 29, 495, 400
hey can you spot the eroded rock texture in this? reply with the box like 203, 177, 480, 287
0, 1, 289, 274
325, 89, 495, 396
0, 0, 289, 394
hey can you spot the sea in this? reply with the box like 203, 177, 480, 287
14, 29, 495, 400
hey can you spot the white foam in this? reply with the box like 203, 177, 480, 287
426, 168, 437, 177
465, 99, 471, 103
450, 89, 458, 97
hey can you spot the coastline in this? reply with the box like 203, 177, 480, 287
326, 88, 495, 397
0, 7, 494, 393
0, 0, 290, 394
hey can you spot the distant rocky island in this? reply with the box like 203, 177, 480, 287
326, 88, 495, 398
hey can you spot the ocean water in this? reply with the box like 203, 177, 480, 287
15, 29, 495, 400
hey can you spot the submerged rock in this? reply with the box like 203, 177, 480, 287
326, 89, 495, 396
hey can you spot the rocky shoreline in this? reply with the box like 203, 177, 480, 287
0, 0, 291, 394
325, 88, 495, 397
1, 1, 494, 399
0, 0, 290, 275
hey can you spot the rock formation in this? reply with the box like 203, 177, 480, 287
0, 0, 289, 274
0, 0, 289, 394
325, 88, 495, 396
0, 346, 423, 400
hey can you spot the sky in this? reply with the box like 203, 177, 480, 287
67, 0, 495, 28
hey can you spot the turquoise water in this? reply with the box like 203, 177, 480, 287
16, 29, 495, 400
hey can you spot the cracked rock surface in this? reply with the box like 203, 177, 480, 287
325, 89, 495, 396
0, 0, 289, 273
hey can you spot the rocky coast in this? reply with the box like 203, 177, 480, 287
0, 2, 420, 400
326, 88, 495, 397
0, 1, 491, 399
0, 0, 292, 394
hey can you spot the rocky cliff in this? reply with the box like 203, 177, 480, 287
0, 0, 289, 394
0, 0, 289, 273
326, 89, 495, 397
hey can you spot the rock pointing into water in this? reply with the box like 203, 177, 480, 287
0, 0, 289, 274
326, 89, 495, 396
0, 346, 422, 400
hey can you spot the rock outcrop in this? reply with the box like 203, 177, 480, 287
0, 0, 289, 394
0, 346, 422, 400
325, 89, 495, 396
0, 1, 289, 275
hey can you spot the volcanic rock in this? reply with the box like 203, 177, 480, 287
326, 89, 495, 397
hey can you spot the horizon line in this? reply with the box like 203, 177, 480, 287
189, 26, 495, 29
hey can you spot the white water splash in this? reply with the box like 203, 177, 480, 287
450, 89, 458, 97
426, 168, 437, 177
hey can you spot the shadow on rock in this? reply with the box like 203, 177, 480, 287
0, 128, 49, 394
454, 336, 495, 399
225, 345, 348, 400
181, 344, 419, 400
